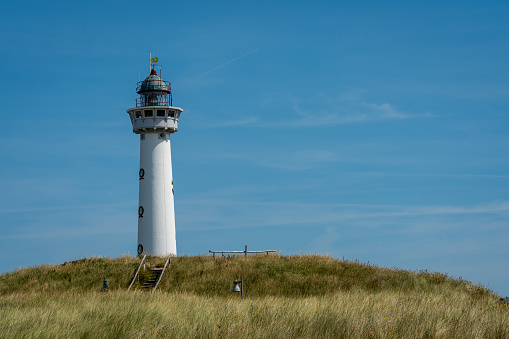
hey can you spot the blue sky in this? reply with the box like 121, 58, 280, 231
1, 1, 508, 296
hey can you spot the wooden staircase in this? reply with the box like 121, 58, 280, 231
142, 267, 164, 290
128, 255, 171, 293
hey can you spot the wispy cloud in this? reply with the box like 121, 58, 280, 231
0, 226, 133, 240
196, 48, 260, 79
176, 199, 509, 231
182, 48, 260, 87
270, 102, 430, 128
189, 141, 509, 172
388, 80, 509, 101
339, 172, 509, 179
0, 202, 131, 215
255, 92, 435, 128
0, 202, 135, 239
187, 89, 434, 129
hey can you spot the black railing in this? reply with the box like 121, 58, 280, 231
136, 93, 173, 107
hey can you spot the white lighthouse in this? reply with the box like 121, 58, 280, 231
126, 61, 183, 256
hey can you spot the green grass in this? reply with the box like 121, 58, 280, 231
0, 254, 507, 338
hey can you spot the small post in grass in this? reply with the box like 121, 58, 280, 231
102, 278, 109, 292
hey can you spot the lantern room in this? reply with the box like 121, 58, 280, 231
136, 68, 173, 107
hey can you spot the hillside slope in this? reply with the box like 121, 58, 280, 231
0, 254, 494, 298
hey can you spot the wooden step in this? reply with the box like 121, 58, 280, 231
128, 256, 171, 292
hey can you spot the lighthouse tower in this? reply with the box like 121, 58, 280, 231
126, 61, 183, 256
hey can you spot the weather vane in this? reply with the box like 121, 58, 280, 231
149, 51, 159, 71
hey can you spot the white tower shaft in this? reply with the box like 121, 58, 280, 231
138, 132, 176, 256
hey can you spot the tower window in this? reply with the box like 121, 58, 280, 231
157, 110, 165, 117
168, 111, 175, 118
159, 133, 166, 139
144, 110, 153, 117
135, 111, 142, 118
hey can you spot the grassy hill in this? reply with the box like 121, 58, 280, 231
1, 254, 507, 338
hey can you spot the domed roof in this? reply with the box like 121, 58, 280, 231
137, 68, 170, 93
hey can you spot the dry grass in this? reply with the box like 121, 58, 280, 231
0, 254, 507, 338
1, 290, 507, 338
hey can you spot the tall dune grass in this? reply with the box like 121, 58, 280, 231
1, 290, 507, 338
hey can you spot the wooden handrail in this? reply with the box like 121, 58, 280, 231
209, 250, 277, 254
127, 255, 147, 291
152, 256, 171, 293
209, 248, 276, 259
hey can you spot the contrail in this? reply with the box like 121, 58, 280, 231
196, 48, 260, 79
